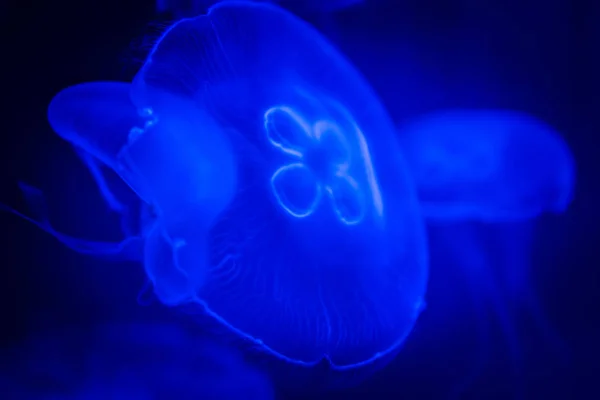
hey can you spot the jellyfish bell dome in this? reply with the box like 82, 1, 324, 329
131, 0, 428, 369
398, 109, 575, 223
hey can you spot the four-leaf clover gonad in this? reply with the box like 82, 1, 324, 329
264, 105, 365, 225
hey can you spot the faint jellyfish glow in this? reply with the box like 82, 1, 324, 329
264, 105, 365, 224
426, 221, 571, 399
397, 109, 575, 222
84, 322, 275, 400
0, 323, 274, 400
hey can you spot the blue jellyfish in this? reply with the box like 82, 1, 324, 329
45, 79, 238, 305
397, 109, 575, 222
393, 109, 573, 397
130, 0, 427, 368
1, 322, 274, 400
7, 1, 427, 372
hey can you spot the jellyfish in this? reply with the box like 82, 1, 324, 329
4, 0, 428, 373
49, 78, 236, 306
394, 109, 574, 397
1, 322, 274, 400
131, 0, 428, 368
3, 80, 237, 309
397, 109, 575, 222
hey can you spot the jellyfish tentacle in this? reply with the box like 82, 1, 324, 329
142, 223, 194, 306
0, 182, 143, 261
76, 149, 128, 215
75, 148, 139, 239
437, 224, 495, 400
136, 278, 156, 306
494, 222, 572, 370
142, 215, 213, 306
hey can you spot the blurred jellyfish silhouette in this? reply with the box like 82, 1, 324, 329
3, 0, 428, 377
396, 109, 575, 397
156, 0, 365, 19
398, 109, 575, 223
1, 322, 274, 399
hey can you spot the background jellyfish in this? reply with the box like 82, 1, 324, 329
0, 322, 274, 400
393, 109, 575, 398
397, 109, 575, 223
45, 79, 238, 306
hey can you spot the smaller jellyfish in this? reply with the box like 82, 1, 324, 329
59, 83, 238, 304
3, 80, 238, 306
0, 322, 274, 400
397, 109, 575, 222
393, 110, 574, 397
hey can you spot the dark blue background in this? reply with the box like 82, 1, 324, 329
1, 0, 598, 398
